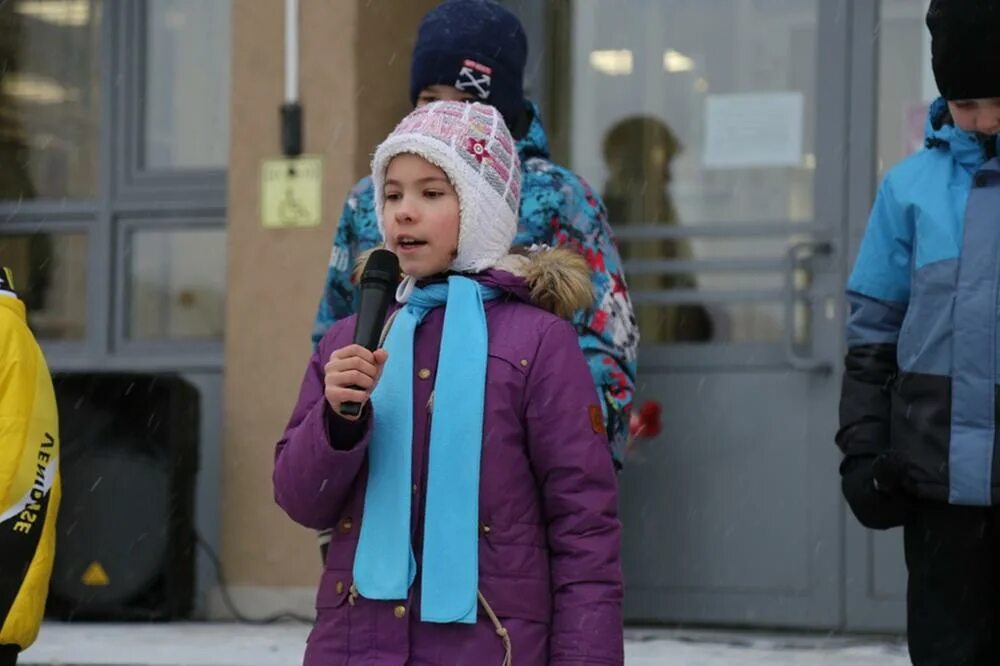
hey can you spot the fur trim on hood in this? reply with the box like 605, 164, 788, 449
353, 246, 592, 320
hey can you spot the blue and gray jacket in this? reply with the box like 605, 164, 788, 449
840, 98, 1000, 506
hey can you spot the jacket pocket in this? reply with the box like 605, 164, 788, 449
478, 569, 552, 625
306, 571, 352, 656
890, 372, 952, 492
478, 522, 552, 624
486, 342, 531, 416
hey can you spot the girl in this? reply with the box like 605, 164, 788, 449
274, 101, 623, 665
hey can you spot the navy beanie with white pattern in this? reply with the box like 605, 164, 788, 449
409, 0, 528, 130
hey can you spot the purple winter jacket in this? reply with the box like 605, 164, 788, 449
274, 256, 624, 665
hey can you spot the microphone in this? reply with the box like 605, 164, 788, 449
340, 249, 400, 416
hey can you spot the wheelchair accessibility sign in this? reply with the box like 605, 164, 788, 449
261, 156, 323, 228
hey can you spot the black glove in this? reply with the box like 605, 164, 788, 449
840, 454, 909, 530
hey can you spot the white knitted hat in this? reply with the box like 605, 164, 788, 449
372, 101, 521, 274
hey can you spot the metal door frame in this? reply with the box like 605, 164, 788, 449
842, 0, 907, 633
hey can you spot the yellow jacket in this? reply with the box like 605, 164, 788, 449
0, 270, 60, 658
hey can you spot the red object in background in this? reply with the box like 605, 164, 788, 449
628, 400, 662, 439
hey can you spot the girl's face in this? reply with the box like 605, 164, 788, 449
382, 154, 460, 279
948, 98, 1000, 135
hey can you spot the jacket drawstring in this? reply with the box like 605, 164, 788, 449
477, 590, 512, 666
378, 309, 400, 347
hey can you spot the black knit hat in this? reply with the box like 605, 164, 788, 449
409, 0, 528, 129
926, 0, 1000, 100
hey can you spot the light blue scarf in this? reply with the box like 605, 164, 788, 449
353, 275, 500, 623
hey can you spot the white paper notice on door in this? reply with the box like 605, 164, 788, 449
702, 92, 805, 169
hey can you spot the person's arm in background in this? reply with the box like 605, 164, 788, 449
311, 178, 381, 348
837, 177, 912, 530
0, 282, 60, 666
527, 169, 639, 468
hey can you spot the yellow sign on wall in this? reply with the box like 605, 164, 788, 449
260, 156, 323, 228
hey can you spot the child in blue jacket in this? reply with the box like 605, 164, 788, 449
838, 1, 1000, 662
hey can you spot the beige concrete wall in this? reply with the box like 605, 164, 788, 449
220, 0, 435, 615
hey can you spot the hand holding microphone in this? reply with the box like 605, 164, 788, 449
328, 249, 400, 419
324, 345, 389, 420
